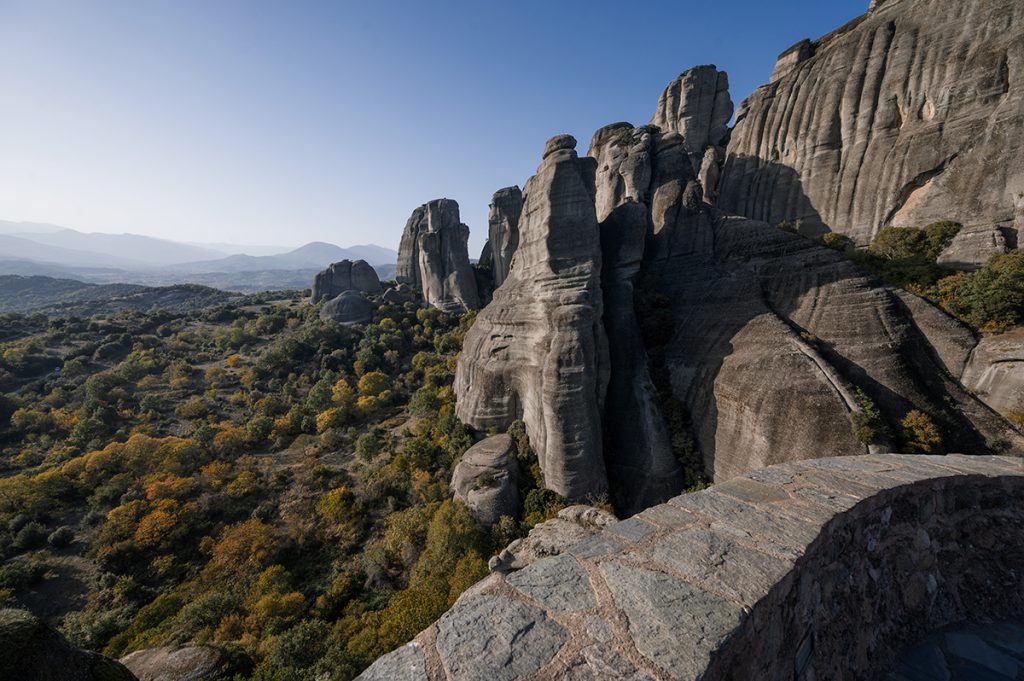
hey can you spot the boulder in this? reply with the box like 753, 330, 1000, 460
396, 199, 480, 312
718, 0, 1024, 244
487, 186, 523, 288
311, 259, 381, 303
961, 327, 1024, 416
120, 645, 241, 681
0, 608, 137, 681
450, 434, 520, 526
455, 135, 610, 502
488, 505, 617, 573
381, 283, 420, 305
319, 290, 377, 325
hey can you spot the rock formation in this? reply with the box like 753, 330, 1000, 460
649, 65, 732, 173
589, 124, 685, 511
936, 224, 1010, 270
962, 328, 1024, 416
488, 505, 616, 573
319, 290, 377, 325
395, 199, 480, 312
0, 608, 138, 681
450, 434, 520, 526
718, 0, 1024, 244
486, 186, 523, 288
455, 135, 610, 502
310, 260, 381, 303
381, 283, 419, 305
589, 117, 1022, 481
120, 645, 242, 681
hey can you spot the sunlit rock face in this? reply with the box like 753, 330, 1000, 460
455, 134, 611, 503
718, 0, 1024, 245
396, 198, 480, 312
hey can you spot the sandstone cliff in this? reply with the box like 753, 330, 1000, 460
486, 186, 523, 288
717, 0, 1024, 252
588, 118, 1022, 481
396, 199, 480, 312
455, 135, 610, 502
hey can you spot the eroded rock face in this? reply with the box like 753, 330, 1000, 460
396, 199, 480, 312
647, 210, 1023, 479
320, 290, 377, 325
962, 327, 1024, 416
936, 225, 1009, 270
120, 645, 240, 681
450, 435, 520, 526
584, 119, 1022, 481
455, 135, 610, 502
649, 65, 732, 170
589, 125, 684, 511
719, 0, 1024, 244
487, 186, 523, 288
311, 260, 381, 303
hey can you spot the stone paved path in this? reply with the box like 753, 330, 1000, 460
888, 621, 1024, 681
357, 454, 1024, 681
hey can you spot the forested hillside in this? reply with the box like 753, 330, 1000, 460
0, 295, 564, 680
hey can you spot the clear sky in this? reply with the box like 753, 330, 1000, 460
0, 0, 867, 254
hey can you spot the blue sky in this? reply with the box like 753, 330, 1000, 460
0, 0, 866, 253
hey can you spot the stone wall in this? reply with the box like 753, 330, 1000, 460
356, 454, 1024, 681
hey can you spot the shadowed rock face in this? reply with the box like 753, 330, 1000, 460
396, 199, 480, 312
487, 186, 523, 288
310, 259, 381, 303
0, 608, 138, 681
455, 135, 610, 502
718, 0, 1024, 243
589, 124, 684, 512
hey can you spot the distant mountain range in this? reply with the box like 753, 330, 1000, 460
0, 220, 397, 294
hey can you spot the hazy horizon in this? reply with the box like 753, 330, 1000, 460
0, 0, 866, 254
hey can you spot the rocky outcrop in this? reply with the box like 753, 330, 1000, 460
962, 328, 1024, 416
649, 65, 732, 174
381, 283, 419, 305
396, 199, 480, 312
320, 290, 377, 325
589, 124, 684, 511
455, 135, 610, 502
488, 505, 617, 573
450, 435, 520, 526
310, 260, 381, 303
646, 208, 1023, 479
936, 224, 1009, 270
120, 645, 242, 681
0, 608, 137, 681
718, 0, 1024, 244
590, 118, 1021, 482
487, 186, 523, 288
